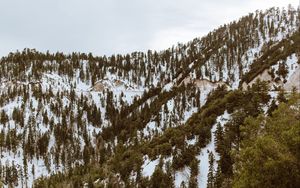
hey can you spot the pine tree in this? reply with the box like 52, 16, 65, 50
277, 87, 287, 103
277, 62, 289, 80
214, 164, 223, 188
207, 152, 215, 188
0, 110, 8, 125
214, 123, 224, 154
267, 99, 277, 116
190, 158, 199, 177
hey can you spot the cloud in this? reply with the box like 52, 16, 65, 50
0, 0, 298, 57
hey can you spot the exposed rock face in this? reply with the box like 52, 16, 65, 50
242, 63, 300, 92
242, 69, 273, 90
194, 79, 227, 90
92, 79, 124, 92
284, 66, 300, 91
114, 80, 124, 87
181, 75, 228, 90
93, 82, 105, 92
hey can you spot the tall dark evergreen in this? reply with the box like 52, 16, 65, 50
207, 152, 215, 188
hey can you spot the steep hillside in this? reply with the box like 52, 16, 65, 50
0, 6, 299, 188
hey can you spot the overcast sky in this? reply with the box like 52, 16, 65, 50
0, 0, 299, 57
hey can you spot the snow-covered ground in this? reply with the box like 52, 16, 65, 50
0, 70, 147, 187
142, 156, 160, 177
197, 111, 230, 188
175, 166, 190, 187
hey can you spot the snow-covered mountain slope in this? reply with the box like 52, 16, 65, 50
0, 6, 299, 188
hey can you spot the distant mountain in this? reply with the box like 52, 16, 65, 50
0, 6, 299, 188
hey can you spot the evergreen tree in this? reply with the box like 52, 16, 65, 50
214, 123, 224, 154
233, 94, 300, 187
277, 87, 287, 103
214, 164, 223, 188
207, 152, 215, 188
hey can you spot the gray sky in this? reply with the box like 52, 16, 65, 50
0, 0, 299, 57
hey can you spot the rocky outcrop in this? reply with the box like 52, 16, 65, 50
284, 66, 300, 91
